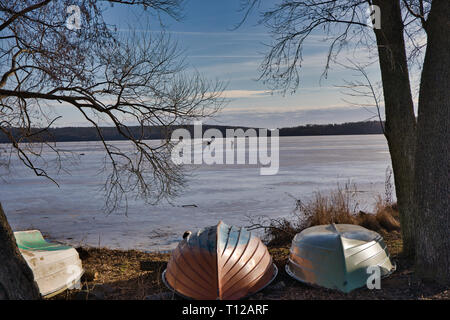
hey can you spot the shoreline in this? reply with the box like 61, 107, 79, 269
52, 231, 449, 300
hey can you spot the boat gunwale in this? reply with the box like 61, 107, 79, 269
285, 261, 396, 293
162, 263, 278, 300
41, 269, 84, 298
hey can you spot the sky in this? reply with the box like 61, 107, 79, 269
57, 0, 389, 129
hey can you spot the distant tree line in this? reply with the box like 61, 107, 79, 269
0, 121, 384, 143
0, 125, 251, 143
279, 120, 384, 136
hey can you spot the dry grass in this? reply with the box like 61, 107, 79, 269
53, 248, 172, 300
249, 180, 401, 246
297, 183, 360, 227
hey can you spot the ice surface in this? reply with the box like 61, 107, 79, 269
0, 135, 392, 252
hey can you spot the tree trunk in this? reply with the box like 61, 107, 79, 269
414, 0, 450, 284
0, 203, 41, 299
372, 0, 417, 256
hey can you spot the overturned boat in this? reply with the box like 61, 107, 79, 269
286, 224, 395, 293
14, 230, 84, 298
162, 221, 277, 300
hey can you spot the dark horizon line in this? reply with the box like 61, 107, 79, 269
0, 120, 385, 143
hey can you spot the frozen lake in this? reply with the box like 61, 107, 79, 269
0, 135, 392, 251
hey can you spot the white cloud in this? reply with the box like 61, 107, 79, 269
219, 89, 272, 99
220, 103, 351, 115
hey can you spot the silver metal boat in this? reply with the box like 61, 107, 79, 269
286, 224, 395, 293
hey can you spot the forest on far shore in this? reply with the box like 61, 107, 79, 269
0, 120, 384, 143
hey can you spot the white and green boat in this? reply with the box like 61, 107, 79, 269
14, 230, 84, 298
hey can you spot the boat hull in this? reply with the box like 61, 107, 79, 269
163, 221, 277, 300
14, 230, 84, 298
286, 224, 395, 293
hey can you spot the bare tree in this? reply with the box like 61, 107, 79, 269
0, 0, 225, 299
239, 0, 448, 284
335, 60, 385, 133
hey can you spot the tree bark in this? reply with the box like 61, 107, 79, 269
414, 0, 450, 284
0, 203, 41, 299
372, 0, 417, 256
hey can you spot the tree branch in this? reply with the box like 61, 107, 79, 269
0, 0, 51, 32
